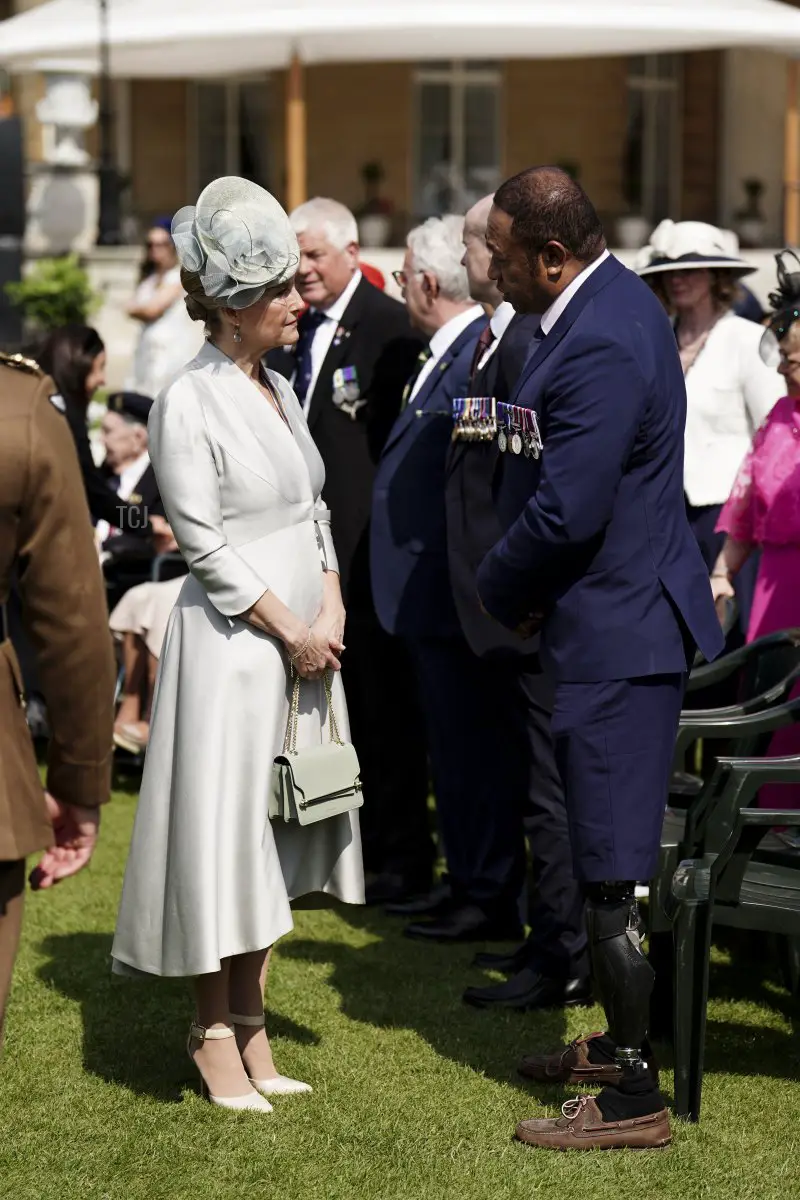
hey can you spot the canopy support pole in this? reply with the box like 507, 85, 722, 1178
286, 52, 307, 213
784, 59, 800, 246
97, 0, 122, 244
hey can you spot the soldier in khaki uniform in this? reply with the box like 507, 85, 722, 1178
0, 352, 116, 1050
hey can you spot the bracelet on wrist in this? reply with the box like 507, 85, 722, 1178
289, 628, 312, 662
711, 572, 732, 581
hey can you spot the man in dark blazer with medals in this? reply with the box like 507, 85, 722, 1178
0, 352, 115, 1051
371, 215, 522, 944
447, 195, 589, 1009
477, 168, 724, 1150
268, 198, 432, 904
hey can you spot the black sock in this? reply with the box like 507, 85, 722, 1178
596, 1080, 667, 1122
617, 1065, 655, 1096
584, 1033, 617, 1064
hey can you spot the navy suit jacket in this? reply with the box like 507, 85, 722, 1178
477, 255, 724, 683
371, 313, 486, 638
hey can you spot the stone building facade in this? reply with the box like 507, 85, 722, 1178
3, 0, 799, 381
2, 0, 794, 249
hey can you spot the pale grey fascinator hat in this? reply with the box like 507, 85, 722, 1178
171, 177, 300, 310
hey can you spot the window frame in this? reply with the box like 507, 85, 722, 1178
189, 76, 271, 196
412, 59, 503, 220
624, 54, 683, 224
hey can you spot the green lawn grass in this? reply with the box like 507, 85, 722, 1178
1, 779, 799, 1200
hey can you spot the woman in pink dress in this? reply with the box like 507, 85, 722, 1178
712, 251, 800, 810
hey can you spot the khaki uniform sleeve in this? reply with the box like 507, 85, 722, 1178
16, 377, 115, 808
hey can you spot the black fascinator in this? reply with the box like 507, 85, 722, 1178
761, 248, 800, 366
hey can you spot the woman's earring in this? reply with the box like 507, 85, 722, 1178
233, 322, 242, 344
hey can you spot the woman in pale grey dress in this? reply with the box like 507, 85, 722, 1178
112, 177, 364, 1113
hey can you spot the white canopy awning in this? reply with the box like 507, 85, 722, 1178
4, 0, 800, 77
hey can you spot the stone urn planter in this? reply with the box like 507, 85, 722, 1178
357, 213, 391, 249
615, 214, 651, 251
734, 179, 767, 249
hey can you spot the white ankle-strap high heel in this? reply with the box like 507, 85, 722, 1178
187, 1022, 273, 1112
230, 1012, 313, 1095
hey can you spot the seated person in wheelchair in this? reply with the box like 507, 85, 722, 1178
110, 514, 187, 755
95, 391, 162, 606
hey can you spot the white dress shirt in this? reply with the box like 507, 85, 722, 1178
477, 300, 517, 372
539, 249, 610, 337
296, 269, 363, 415
408, 305, 485, 405
95, 449, 151, 548
682, 310, 783, 506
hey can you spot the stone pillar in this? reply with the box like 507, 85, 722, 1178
25, 72, 100, 254
719, 50, 787, 247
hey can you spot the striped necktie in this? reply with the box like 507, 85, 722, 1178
293, 309, 328, 407
469, 324, 496, 389
401, 347, 433, 409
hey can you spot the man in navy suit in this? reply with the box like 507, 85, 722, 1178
477, 167, 724, 1150
371, 216, 523, 944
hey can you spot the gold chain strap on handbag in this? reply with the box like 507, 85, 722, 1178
282, 668, 343, 755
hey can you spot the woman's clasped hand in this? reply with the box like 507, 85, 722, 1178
287, 621, 343, 680
289, 567, 347, 679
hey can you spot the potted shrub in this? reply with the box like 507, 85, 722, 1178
5, 253, 100, 333
734, 178, 767, 249
356, 161, 393, 248
615, 163, 651, 250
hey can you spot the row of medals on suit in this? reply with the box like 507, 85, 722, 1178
451, 397, 544, 459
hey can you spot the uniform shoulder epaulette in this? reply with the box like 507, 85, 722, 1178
0, 351, 44, 378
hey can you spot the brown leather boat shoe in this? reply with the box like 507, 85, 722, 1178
518, 1033, 659, 1088
516, 1095, 671, 1151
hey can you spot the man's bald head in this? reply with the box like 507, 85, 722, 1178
493, 167, 605, 263
461, 192, 503, 309
486, 166, 606, 314
464, 194, 495, 239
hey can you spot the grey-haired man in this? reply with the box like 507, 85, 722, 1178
268, 197, 432, 905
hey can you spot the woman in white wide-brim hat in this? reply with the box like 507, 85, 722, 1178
111, 177, 364, 1113
636, 220, 784, 628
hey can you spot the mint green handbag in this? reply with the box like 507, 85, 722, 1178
270, 670, 363, 826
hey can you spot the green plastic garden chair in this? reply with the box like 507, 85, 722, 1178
665, 754, 800, 1121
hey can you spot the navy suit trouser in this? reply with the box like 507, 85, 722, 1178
515, 668, 589, 978
406, 635, 526, 922
345, 607, 434, 884
405, 636, 588, 975
550, 673, 687, 884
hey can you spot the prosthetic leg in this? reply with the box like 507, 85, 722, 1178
584, 880, 665, 1119
514, 877, 672, 1147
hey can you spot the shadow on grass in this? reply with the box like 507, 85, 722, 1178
649, 935, 800, 1093
700, 953, 800, 1077
37, 932, 319, 1102
285, 903, 800, 1095
36, 912, 799, 1108
284, 902, 570, 1103
651, 927, 800, 1028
